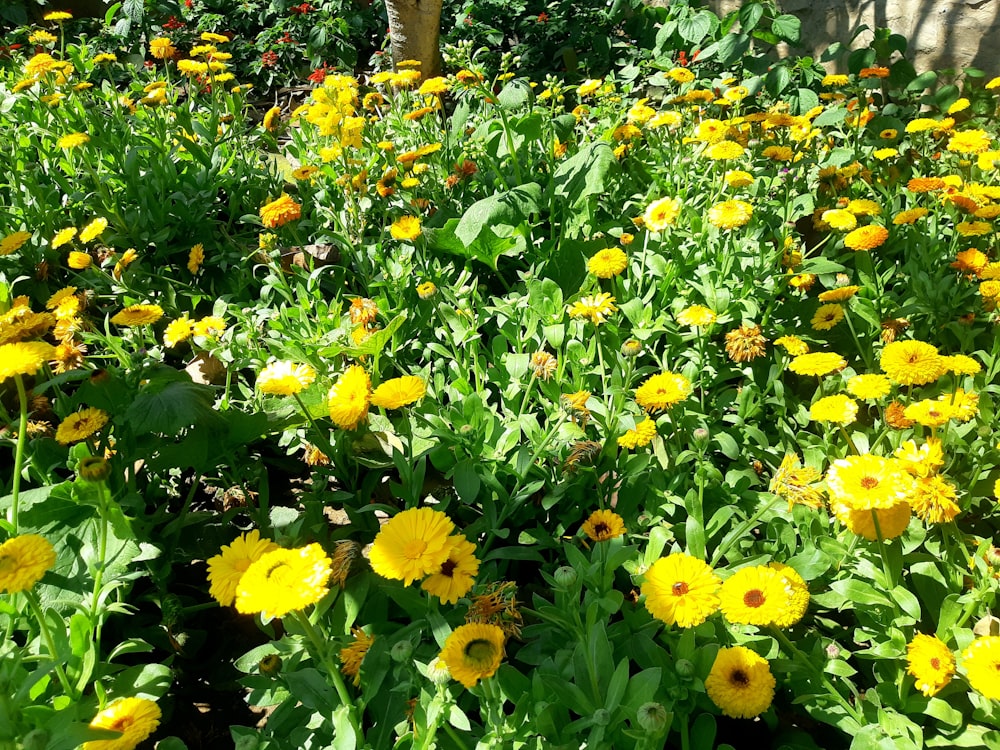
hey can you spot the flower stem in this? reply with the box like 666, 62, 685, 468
23, 589, 77, 700
8, 375, 29, 534
771, 627, 863, 726
293, 611, 363, 740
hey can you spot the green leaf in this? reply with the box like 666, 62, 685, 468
552, 142, 618, 207
125, 373, 221, 435
497, 80, 530, 109
678, 10, 716, 45
812, 107, 848, 128
284, 668, 337, 713
772, 14, 801, 44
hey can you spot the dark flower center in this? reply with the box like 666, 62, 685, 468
594, 522, 610, 537
464, 639, 496, 665
440, 559, 457, 578
730, 669, 750, 687
743, 589, 765, 608
109, 716, 134, 731
672, 581, 689, 596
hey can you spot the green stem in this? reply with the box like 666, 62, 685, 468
772, 628, 864, 725
442, 721, 471, 750
8, 375, 29, 534
870, 510, 897, 590
293, 611, 363, 740
710, 494, 780, 567
679, 712, 690, 750
293, 393, 336, 460
23, 590, 77, 700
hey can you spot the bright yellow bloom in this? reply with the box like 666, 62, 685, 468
257, 361, 316, 396
705, 647, 775, 718
187, 243, 204, 274
83, 697, 161, 750
327, 365, 371, 429
421, 535, 480, 604
368, 507, 455, 585
880, 340, 945, 386
370, 375, 426, 409
206, 530, 279, 606
642, 553, 720, 628
643, 197, 682, 231
708, 199, 753, 230
581, 509, 626, 541
962, 637, 1000, 700
260, 194, 301, 228
235, 543, 333, 618
390, 216, 422, 241
55, 407, 109, 444
0, 535, 56, 593
110, 304, 163, 326
567, 293, 616, 325
906, 634, 954, 697
826, 454, 913, 510
79, 218, 108, 243
635, 372, 692, 412
587, 248, 628, 278
809, 394, 858, 425
440, 623, 505, 688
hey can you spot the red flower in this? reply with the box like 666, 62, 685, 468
163, 15, 186, 30
185, 0, 192, 7
308, 63, 329, 84
261, 50, 279, 67
278, 33, 295, 44
536, 12, 549, 23
290, 2, 313, 13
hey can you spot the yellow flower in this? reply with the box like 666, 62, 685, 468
906, 634, 954, 697
818, 285, 860, 303
962, 637, 1000, 700
895, 438, 944, 478
421, 535, 480, 604
163, 317, 194, 348
846, 374, 891, 399
369, 507, 455, 585
0, 342, 56, 381
822, 74, 849, 86
843, 225, 889, 250
79, 217, 108, 243
809, 394, 858, 425
705, 140, 745, 160
577, 79, 603, 96
947, 129, 991, 154
417, 281, 437, 299
909, 475, 960, 524
52, 227, 77, 249
773, 335, 809, 356
880, 340, 945, 386
725, 170, 754, 188
903, 399, 954, 428
257, 361, 316, 396
68, 251, 92, 269
370, 375, 426, 409
642, 197, 682, 231
725, 323, 767, 362
55, 407, 109, 445
893, 207, 929, 225
260, 194, 301, 228
188, 243, 204, 274
327, 364, 371, 429
44, 11, 73, 21
667, 68, 695, 84
567, 292, 617, 325
705, 646, 775, 719
390, 216, 422, 241
617, 417, 658, 450
587, 248, 628, 278
206, 530, 279, 607
111, 304, 163, 326
822, 209, 857, 231
676, 305, 716, 327
235, 543, 333, 618
642, 553, 720, 627
634, 372, 692, 412
811, 303, 845, 331
262, 106, 281, 133
0, 535, 56, 594
149, 38, 177, 60
58, 132, 90, 149
581, 509, 626, 542
788, 352, 845, 377
192, 316, 226, 337
708, 199, 753, 230
718, 565, 788, 626
83, 697, 161, 750
340, 628, 375, 686
769, 454, 824, 510
440, 623, 505, 688
826, 454, 913, 510
769, 562, 810, 627
0, 231, 32, 256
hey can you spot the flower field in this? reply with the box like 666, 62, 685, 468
4, 2, 1000, 749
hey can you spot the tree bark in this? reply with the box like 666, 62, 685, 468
384, 0, 443, 78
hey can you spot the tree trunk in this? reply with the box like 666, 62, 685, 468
384, 0, 443, 78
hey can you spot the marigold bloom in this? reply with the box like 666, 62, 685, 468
846, 374, 891, 400
0, 535, 56, 593
421, 535, 480, 604
947, 129, 992, 155
390, 215, 421, 240
235, 543, 333, 618
340, 628, 374, 686
0, 340, 55, 383
811, 303, 845, 331
831, 498, 911, 540
643, 197, 682, 231
617, 417, 658, 449
773, 335, 809, 356
440, 623, 505, 688
903, 399, 953, 428
642, 553, 721, 628
327, 365, 371, 429
51, 227, 77, 250
676, 305, 716, 327
880, 340, 945, 386
163, 317, 193, 348
83, 697, 161, 750
826, 454, 913, 510
769, 454, 824, 510
0, 231, 32, 256
788, 352, 846, 377
68, 251, 92, 269
58, 132, 90, 149
369, 507, 455, 585
110, 304, 163, 326
530, 351, 557, 380
705, 646, 775, 719
822, 209, 857, 231
906, 634, 955, 697
705, 140, 744, 160
588, 247, 628, 278
187, 243, 204, 274
843, 225, 889, 251
719, 565, 788, 627
206, 530, 279, 606
769, 562, 810, 627
149, 37, 176, 59
260, 194, 302, 228
895, 438, 944, 478
894, 207, 930, 225
262, 106, 281, 133
370, 375, 426, 409
725, 323, 767, 362
909, 475, 960, 524
567, 292, 617, 325
55, 407, 109, 445
635, 372, 692, 412
952, 249, 989, 276
962, 637, 1000, 700
257, 361, 316, 396
708, 199, 753, 230
725, 170, 754, 188
809, 394, 858, 425
582, 509, 626, 542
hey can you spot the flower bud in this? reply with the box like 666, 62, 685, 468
636, 702, 668, 733
592, 708, 611, 726
391, 640, 414, 663
259, 654, 282, 675
427, 656, 452, 685
675, 659, 695, 678
621, 339, 642, 358
553, 566, 577, 588
78, 456, 111, 482
691, 428, 709, 445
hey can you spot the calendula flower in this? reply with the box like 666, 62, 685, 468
769, 454, 824, 510
705, 140, 745, 160
417, 281, 437, 299
773, 336, 809, 356
704, 647, 775, 719
530, 351, 557, 380
963, 637, 1000, 700
58, 132, 90, 149
947, 129, 992, 154
68, 251, 91, 269
725, 323, 767, 362
327, 365, 371, 429
719, 565, 788, 627
617, 417, 658, 449
51, 227, 77, 249
339, 628, 374, 686
567, 292, 617, 325
581, 509, 626, 542
811, 303, 845, 331
55, 407, 109, 445
0, 231, 32, 256
192, 316, 226, 337
0, 342, 56, 381
370, 375, 426, 409
369, 507, 455, 585
635, 372, 692, 412
642, 553, 721, 628
390, 215, 421, 240
843, 225, 889, 250
908, 475, 960, 524
846, 374, 891, 399
440, 623, 505, 688
708, 199, 753, 230
163, 317, 194, 348
826, 454, 913, 510
206, 530, 279, 606
822, 209, 857, 231
769, 562, 809, 627
906, 634, 954, 697
110, 304, 163, 326
587, 248, 628, 278
83, 697, 161, 750
257, 361, 316, 396
235, 543, 333, 618
262, 106, 281, 133
421, 535, 480, 604
260, 194, 302, 228
44, 10, 73, 21
880, 340, 945, 386
818, 285, 861, 303
187, 243, 204, 274
895, 438, 944, 478
0, 535, 56, 593
643, 197, 682, 231
809, 394, 858, 424
676, 305, 716, 327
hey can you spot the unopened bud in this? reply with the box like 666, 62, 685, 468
553, 566, 578, 588
259, 654, 282, 675
391, 640, 414, 662
636, 702, 668, 733
427, 656, 452, 685
675, 659, 695, 678
592, 708, 611, 726
78, 456, 111, 482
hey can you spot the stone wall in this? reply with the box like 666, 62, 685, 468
702, 0, 1000, 76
